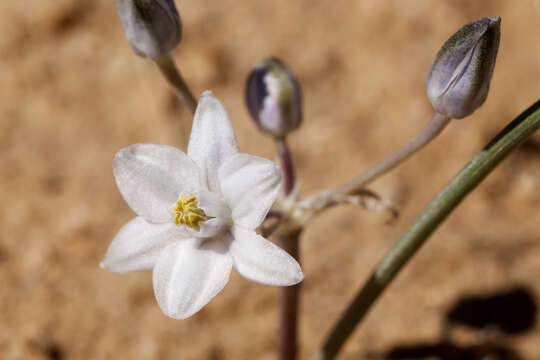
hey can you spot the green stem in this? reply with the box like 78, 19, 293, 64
314, 100, 540, 360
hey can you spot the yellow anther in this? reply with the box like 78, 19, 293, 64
171, 194, 208, 229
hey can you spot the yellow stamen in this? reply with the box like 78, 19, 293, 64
171, 194, 208, 229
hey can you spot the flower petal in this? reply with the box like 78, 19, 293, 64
172, 189, 231, 239
179, 217, 229, 239
194, 188, 231, 220
113, 144, 200, 223
100, 217, 180, 273
219, 153, 281, 229
187, 91, 239, 193
152, 238, 232, 319
228, 226, 303, 286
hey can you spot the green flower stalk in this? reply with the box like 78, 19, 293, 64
427, 17, 501, 119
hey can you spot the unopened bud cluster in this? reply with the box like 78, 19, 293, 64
245, 58, 302, 138
426, 17, 501, 119
116, 0, 182, 59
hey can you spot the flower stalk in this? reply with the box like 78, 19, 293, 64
155, 55, 198, 114
314, 100, 540, 360
276, 135, 301, 360
300, 16, 502, 216
301, 113, 450, 212
333, 112, 450, 196
277, 229, 302, 360
277, 137, 296, 196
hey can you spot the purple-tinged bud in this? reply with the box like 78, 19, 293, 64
116, 0, 182, 60
245, 58, 302, 138
426, 17, 501, 119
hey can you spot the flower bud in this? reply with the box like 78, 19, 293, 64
426, 17, 501, 119
245, 58, 302, 137
116, 0, 182, 60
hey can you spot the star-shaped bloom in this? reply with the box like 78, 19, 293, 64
101, 91, 303, 319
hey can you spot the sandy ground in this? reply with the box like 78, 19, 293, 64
1, 1, 540, 359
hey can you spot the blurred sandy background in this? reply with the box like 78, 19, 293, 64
1, 0, 540, 359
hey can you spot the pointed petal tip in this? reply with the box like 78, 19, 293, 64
294, 268, 305, 284
228, 227, 305, 286
99, 259, 122, 273
195, 90, 224, 115
161, 306, 197, 320
261, 259, 304, 287
286, 262, 304, 286
199, 91, 218, 105
198, 91, 227, 112
99, 258, 116, 272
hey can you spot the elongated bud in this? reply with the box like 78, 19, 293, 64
116, 0, 182, 59
426, 17, 501, 119
245, 58, 302, 138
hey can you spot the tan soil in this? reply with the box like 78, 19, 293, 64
1, 1, 540, 359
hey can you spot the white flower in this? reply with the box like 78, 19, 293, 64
101, 91, 303, 319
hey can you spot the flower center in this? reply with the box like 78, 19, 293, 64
171, 194, 208, 229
